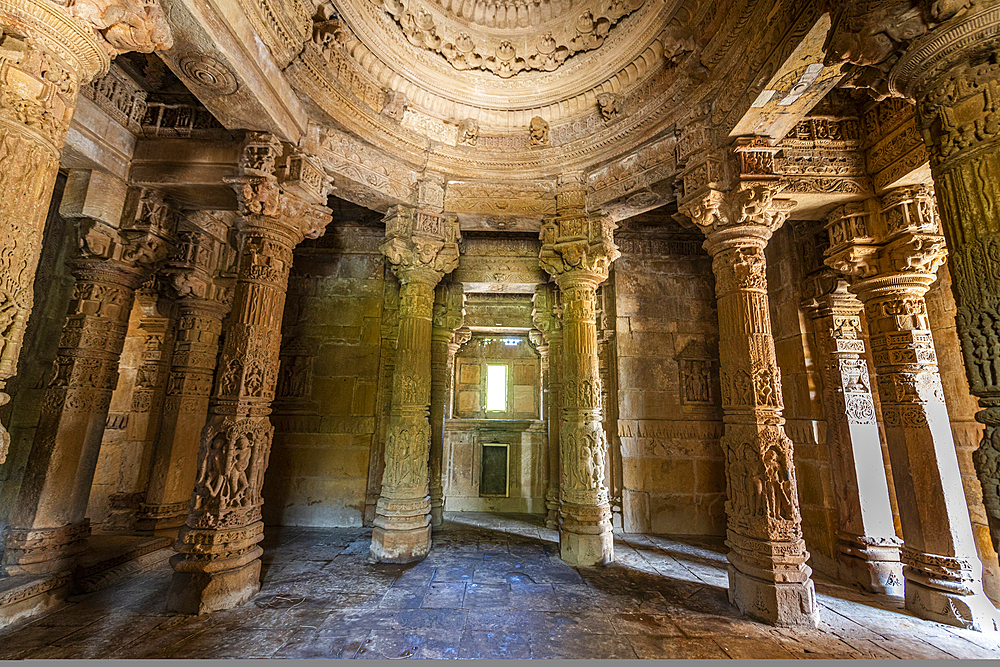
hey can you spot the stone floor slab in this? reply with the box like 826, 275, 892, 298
1, 512, 998, 660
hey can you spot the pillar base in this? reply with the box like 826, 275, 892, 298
902, 549, 1000, 632
905, 579, 1000, 632
370, 523, 431, 563
166, 554, 262, 615
134, 502, 188, 533
2, 523, 90, 577
837, 533, 904, 597
429, 506, 444, 527
559, 502, 613, 566
728, 564, 820, 628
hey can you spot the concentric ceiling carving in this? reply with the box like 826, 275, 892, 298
382, 0, 646, 77
328, 0, 679, 111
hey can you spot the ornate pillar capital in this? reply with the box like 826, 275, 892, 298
226, 132, 333, 246
380, 205, 461, 286
538, 212, 619, 287
678, 181, 797, 253
825, 186, 947, 302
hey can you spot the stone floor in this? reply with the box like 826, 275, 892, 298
1, 513, 999, 659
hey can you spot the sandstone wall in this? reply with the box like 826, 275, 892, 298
263, 222, 387, 527
612, 233, 726, 536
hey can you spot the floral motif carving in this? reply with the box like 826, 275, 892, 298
381, 0, 645, 78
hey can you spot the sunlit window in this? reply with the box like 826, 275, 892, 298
486, 364, 508, 412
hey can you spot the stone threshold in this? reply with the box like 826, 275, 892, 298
0, 533, 172, 629
73, 534, 173, 593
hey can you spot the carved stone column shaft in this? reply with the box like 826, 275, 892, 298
4, 257, 145, 574
826, 185, 999, 630
0, 0, 171, 463
167, 219, 298, 614
533, 283, 562, 530
680, 177, 818, 628
538, 187, 618, 566
917, 55, 1000, 593
555, 271, 613, 564
429, 283, 464, 527
168, 134, 331, 614
137, 297, 227, 531
545, 328, 563, 529
370, 204, 460, 562
803, 275, 902, 596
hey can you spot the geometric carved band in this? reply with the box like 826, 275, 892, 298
901, 546, 977, 584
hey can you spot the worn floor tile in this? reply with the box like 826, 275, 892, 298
713, 634, 799, 659
3, 513, 997, 660
355, 629, 464, 659
272, 629, 368, 659
627, 634, 732, 659
392, 608, 467, 630
420, 582, 466, 608
464, 582, 512, 609
608, 612, 686, 636
459, 629, 532, 659
529, 632, 638, 659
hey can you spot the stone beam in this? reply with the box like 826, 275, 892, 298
729, 13, 845, 142
158, 0, 309, 142
129, 138, 241, 210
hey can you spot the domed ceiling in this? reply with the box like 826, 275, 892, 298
296, 0, 714, 170
161, 0, 832, 223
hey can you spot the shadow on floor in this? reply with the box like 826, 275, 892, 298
0, 512, 998, 659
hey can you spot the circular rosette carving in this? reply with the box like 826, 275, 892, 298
178, 53, 239, 95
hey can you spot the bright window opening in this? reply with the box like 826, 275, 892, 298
486, 364, 508, 412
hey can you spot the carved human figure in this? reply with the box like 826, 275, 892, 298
530, 116, 550, 146
597, 92, 618, 121
457, 118, 479, 147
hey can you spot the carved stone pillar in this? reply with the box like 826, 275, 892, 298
528, 329, 550, 514
446, 329, 471, 422
371, 204, 460, 562
3, 179, 172, 575
136, 220, 234, 532
899, 25, 1000, 616
826, 187, 999, 630
0, 0, 171, 463
167, 134, 331, 614
429, 281, 464, 526
105, 279, 176, 531
533, 283, 563, 529
539, 175, 619, 566
802, 272, 902, 596
679, 179, 819, 627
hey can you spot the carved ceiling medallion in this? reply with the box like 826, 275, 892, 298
380, 0, 646, 78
